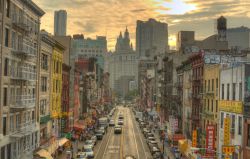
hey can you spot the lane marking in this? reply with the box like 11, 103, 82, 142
129, 108, 140, 159
131, 109, 148, 159
95, 109, 118, 159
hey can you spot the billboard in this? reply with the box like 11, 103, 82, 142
219, 100, 243, 114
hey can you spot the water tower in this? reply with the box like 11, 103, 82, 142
217, 16, 227, 41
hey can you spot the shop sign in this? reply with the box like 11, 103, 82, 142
206, 125, 215, 154
224, 117, 230, 145
222, 145, 235, 154
192, 130, 197, 147
219, 100, 242, 114
173, 134, 185, 141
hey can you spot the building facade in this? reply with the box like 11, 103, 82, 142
136, 18, 168, 58
227, 26, 250, 51
0, 0, 44, 158
51, 42, 64, 137
39, 31, 53, 148
106, 28, 138, 97
218, 64, 244, 159
54, 10, 67, 36
202, 64, 220, 149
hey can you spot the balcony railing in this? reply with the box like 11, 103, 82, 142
10, 66, 36, 81
10, 95, 36, 109
12, 43, 37, 57
12, 13, 31, 32
10, 121, 37, 138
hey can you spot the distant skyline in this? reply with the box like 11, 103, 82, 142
34, 0, 250, 51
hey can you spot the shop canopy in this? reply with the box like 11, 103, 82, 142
58, 137, 69, 147
35, 149, 53, 159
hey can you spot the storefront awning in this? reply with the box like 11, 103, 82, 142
36, 149, 53, 159
58, 138, 69, 147
178, 139, 188, 154
73, 122, 85, 131
45, 141, 58, 155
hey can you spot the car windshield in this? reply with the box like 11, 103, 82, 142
84, 148, 92, 152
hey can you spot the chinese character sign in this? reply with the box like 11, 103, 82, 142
224, 117, 230, 145
206, 125, 215, 154
192, 130, 197, 147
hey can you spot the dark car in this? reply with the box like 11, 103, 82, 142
114, 125, 122, 134
95, 130, 103, 140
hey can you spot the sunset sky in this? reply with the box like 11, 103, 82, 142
33, 0, 250, 51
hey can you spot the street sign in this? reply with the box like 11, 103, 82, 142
224, 117, 230, 145
192, 130, 197, 147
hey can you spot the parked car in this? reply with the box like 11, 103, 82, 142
99, 127, 106, 134
91, 136, 97, 145
147, 136, 156, 144
152, 151, 161, 159
76, 152, 87, 159
142, 128, 150, 135
114, 125, 122, 134
83, 145, 94, 158
151, 146, 161, 155
118, 114, 124, 119
109, 119, 115, 126
84, 140, 94, 149
145, 132, 154, 138
95, 131, 103, 140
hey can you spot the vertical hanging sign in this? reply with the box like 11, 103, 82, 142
224, 117, 230, 145
206, 125, 215, 154
192, 129, 197, 147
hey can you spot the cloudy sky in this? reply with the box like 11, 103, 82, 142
33, 0, 250, 50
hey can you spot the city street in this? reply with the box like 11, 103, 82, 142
94, 106, 152, 159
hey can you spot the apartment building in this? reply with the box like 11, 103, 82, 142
39, 32, 53, 148
51, 42, 64, 138
0, 0, 44, 158
218, 64, 244, 159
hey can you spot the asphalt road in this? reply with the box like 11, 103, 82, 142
94, 106, 152, 159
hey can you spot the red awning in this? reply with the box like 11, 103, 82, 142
73, 122, 85, 131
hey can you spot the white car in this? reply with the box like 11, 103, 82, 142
84, 140, 94, 149
91, 136, 97, 145
118, 119, 124, 125
84, 145, 94, 158
109, 119, 115, 126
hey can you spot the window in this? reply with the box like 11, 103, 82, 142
221, 112, 224, 128
212, 79, 214, 91
211, 100, 214, 112
231, 115, 235, 134
5, 28, 9, 47
208, 80, 210, 91
238, 117, 242, 135
3, 116, 6, 135
207, 99, 210, 111
216, 100, 218, 112
3, 87, 7, 106
4, 58, 8, 76
10, 115, 14, 132
227, 84, 230, 100
41, 77, 47, 92
204, 80, 206, 92
233, 83, 236, 100
41, 54, 48, 70
239, 82, 242, 100
40, 99, 47, 116
222, 84, 224, 99
12, 31, 16, 49
6, 0, 10, 17
248, 124, 250, 146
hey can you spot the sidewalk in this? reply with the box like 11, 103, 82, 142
150, 122, 175, 159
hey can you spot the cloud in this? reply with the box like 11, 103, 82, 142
33, 0, 250, 50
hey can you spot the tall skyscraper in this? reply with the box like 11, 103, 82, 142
136, 18, 168, 58
54, 10, 67, 36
